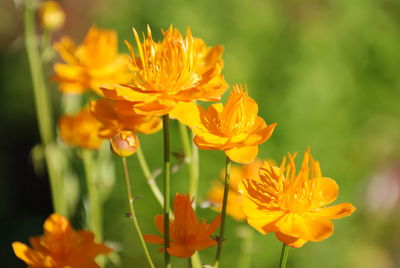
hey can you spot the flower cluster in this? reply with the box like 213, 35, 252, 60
15, 7, 357, 266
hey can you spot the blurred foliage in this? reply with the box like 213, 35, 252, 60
1, 0, 400, 267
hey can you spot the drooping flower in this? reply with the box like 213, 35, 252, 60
208, 160, 263, 221
39, 1, 65, 31
100, 25, 228, 116
53, 26, 130, 95
58, 108, 103, 149
12, 214, 112, 268
89, 98, 162, 139
174, 84, 276, 164
143, 193, 221, 258
238, 149, 356, 248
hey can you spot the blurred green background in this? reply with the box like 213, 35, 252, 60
1, 0, 400, 267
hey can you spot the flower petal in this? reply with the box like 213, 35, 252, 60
225, 146, 258, 164
143, 234, 164, 245
275, 232, 307, 248
275, 213, 333, 242
169, 101, 201, 127
167, 242, 195, 258
309, 203, 356, 220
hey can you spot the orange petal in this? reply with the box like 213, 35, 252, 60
275, 232, 307, 248
167, 242, 195, 258
12, 242, 47, 266
309, 203, 356, 220
154, 214, 165, 235
143, 234, 164, 245
169, 101, 201, 127
225, 146, 258, 164
317, 177, 339, 206
275, 213, 333, 242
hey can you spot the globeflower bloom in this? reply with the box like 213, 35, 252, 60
238, 149, 356, 248
143, 193, 221, 258
59, 108, 103, 149
100, 25, 228, 116
90, 98, 162, 138
208, 160, 263, 221
12, 214, 112, 268
176, 84, 276, 164
53, 26, 130, 95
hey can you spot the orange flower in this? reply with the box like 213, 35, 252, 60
89, 98, 162, 138
100, 25, 228, 116
12, 214, 112, 268
53, 26, 130, 95
208, 160, 263, 221
143, 193, 221, 258
59, 108, 103, 149
238, 149, 356, 248
174, 84, 276, 164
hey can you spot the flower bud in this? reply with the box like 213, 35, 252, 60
39, 1, 65, 31
110, 131, 139, 157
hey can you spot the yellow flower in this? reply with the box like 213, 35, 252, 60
59, 108, 103, 149
100, 25, 228, 116
238, 149, 356, 248
12, 214, 112, 268
208, 160, 263, 221
39, 1, 65, 31
53, 26, 130, 95
174, 84, 276, 164
144, 193, 221, 258
89, 98, 162, 139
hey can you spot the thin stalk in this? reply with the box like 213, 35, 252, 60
237, 227, 254, 268
278, 243, 289, 268
162, 115, 171, 268
24, 0, 66, 216
178, 123, 199, 206
136, 146, 164, 207
187, 257, 193, 268
82, 150, 103, 242
121, 157, 155, 268
214, 157, 232, 268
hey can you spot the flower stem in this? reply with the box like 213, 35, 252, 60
237, 227, 254, 268
136, 146, 164, 206
178, 123, 199, 207
214, 157, 232, 268
278, 243, 289, 268
163, 115, 171, 268
24, 0, 66, 216
82, 150, 103, 242
188, 257, 193, 268
121, 157, 155, 268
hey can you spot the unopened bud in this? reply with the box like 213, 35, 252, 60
110, 131, 139, 157
39, 1, 65, 31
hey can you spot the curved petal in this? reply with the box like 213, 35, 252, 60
275, 232, 307, 248
155, 214, 165, 235
143, 234, 164, 245
315, 177, 339, 207
225, 146, 258, 164
309, 203, 356, 220
275, 213, 333, 242
12, 242, 47, 266
169, 101, 202, 128
167, 243, 194, 258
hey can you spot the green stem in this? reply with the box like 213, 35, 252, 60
162, 115, 171, 268
24, 0, 66, 216
237, 227, 254, 268
121, 157, 155, 268
136, 146, 164, 207
82, 150, 103, 242
214, 157, 232, 268
278, 243, 289, 268
188, 257, 193, 268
